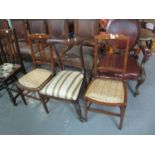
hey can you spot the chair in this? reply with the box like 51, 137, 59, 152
105, 19, 152, 96
16, 34, 54, 113
84, 34, 129, 129
11, 19, 32, 60
0, 28, 26, 106
39, 37, 86, 121
62, 19, 100, 72
27, 19, 47, 34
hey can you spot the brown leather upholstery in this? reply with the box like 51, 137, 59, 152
74, 19, 100, 43
27, 19, 47, 34
11, 19, 27, 41
46, 19, 69, 38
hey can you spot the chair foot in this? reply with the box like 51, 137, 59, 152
74, 101, 83, 122
119, 106, 126, 129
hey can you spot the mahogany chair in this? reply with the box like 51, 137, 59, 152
61, 19, 100, 72
0, 28, 26, 106
16, 34, 54, 113
11, 19, 32, 60
84, 34, 129, 129
27, 19, 47, 34
105, 19, 152, 96
39, 37, 86, 121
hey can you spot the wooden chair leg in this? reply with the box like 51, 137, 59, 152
74, 100, 83, 122
15, 84, 27, 105
84, 99, 88, 122
38, 93, 49, 114
119, 106, 126, 129
2, 82, 17, 106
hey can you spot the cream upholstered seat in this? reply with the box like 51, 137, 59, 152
85, 79, 125, 104
40, 70, 84, 100
18, 68, 52, 89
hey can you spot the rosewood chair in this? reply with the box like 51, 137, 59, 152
0, 28, 26, 105
16, 34, 54, 113
84, 34, 129, 129
105, 19, 152, 96
39, 37, 86, 121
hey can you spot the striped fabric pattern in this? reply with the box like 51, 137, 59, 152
18, 68, 52, 89
40, 70, 84, 100
85, 79, 125, 103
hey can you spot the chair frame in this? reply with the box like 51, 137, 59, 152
0, 28, 26, 106
39, 38, 87, 121
16, 34, 54, 113
84, 34, 130, 129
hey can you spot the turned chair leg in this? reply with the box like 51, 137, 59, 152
119, 106, 126, 129
74, 100, 83, 122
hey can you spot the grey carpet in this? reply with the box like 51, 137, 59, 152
0, 54, 155, 135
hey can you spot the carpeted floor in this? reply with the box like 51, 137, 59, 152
0, 54, 155, 135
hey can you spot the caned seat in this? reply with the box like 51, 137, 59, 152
40, 70, 83, 100
85, 79, 125, 104
18, 68, 52, 89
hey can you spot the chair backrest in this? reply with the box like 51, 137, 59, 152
74, 19, 100, 43
94, 34, 129, 80
46, 19, 69, 38
0, 28, 25, 68
0, 19, 10, 29
28, 34, 55, 73
11, 19, 28, 42
27, 19, 47, 34
106, 19, 140, 50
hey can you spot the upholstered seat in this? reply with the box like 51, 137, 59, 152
40, 70, 84, 100
18, 68, 52, 89
0, 63, 20, 78
85, 79, 125, 103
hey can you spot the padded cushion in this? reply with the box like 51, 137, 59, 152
85, 79, 125, 103
18, 68, 52, 89
0, 63, 19, 78
40, 70, 84, 100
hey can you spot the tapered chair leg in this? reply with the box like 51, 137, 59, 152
84, 99, 88, 122
16, 84, 27, 105
119, 106, 126, 129
38, 93, 49, 114
74, 100, 83, 122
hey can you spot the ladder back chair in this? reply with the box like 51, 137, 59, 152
84, 34, 129, 129
0, 28, 26, 105
16, 34, 54, 113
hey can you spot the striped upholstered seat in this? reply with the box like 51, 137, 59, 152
85, 79, 125, 103
40, 70, 84, 100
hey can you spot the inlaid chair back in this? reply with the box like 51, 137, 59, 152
28, 34, 55, 73
0, 28, 25, 68
46, 19, 69, 38
94, 34, 130, 80
27, 19, 47, 34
